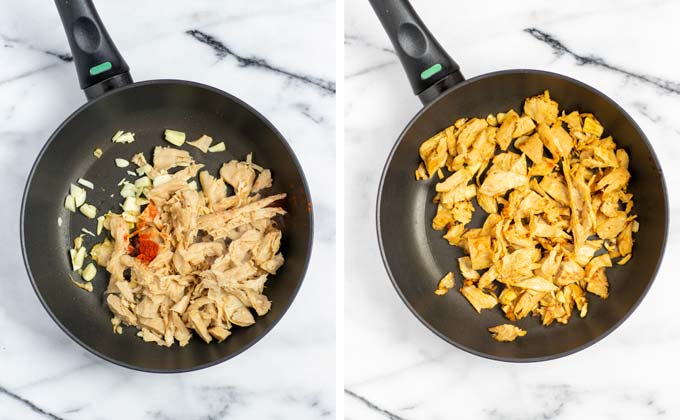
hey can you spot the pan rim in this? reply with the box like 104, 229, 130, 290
376, 68, 669, 362
20, 79, 314, 373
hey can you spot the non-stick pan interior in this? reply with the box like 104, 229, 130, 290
378, 70, 667, 361
22, 80, 312, 372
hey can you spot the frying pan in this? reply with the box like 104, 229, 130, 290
20, 0, 312, 372
372, 0, 668, 361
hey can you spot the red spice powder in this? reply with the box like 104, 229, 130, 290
136, 232, 159, 263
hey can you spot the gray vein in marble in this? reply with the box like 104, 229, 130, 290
0, 63, 60, 86
483, 384, 573, 420
1, 34, 73, 62
525, 28, 680, 95
186, 30, 335, 94
293, 102, 326, 124
345, 389, 407, 420
345, 35, 395, 54
0, 384, 65, 420
346, 60, 396, 79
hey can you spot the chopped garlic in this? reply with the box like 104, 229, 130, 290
115, 158, 130, 168
117, 178, 127, 186
134, 176, 151, 188
70, 184, 87, 207
120, 182, 136, 198
70, 246, 86, 271
57, 217, 63, 227
164, 129, 186, 146
77, 178, 94, 189
126, 170, 137, 176
80, 203, 97, 219
111, 130, 124, 142
81, 263, 97, 281
65, 195, 76, 212
136, 164, 152, 176
96, 216, 105, 235
112, 131, 135, 144
93, 148, 103, 158
187, 134, 213, 153
74, 235, 83, 250
122, 196, 140, 214
153, 174, 172, 187
136, 197, 149, 206
208, 142, 226, 153
70, 275, 93, 292
82, 228, 96, 237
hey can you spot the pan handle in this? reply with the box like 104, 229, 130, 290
369, 0, 464, 105
54, 0, 133, 100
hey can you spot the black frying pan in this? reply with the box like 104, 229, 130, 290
372, 0, 668, 361
20, 0, 312, 372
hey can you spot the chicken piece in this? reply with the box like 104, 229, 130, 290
513, 290, 545, 320
436, 167, 473, 192
208, 326, 231, 342
245, 289, 272, 316
554, 259, 585, 286
107, 294, 137, 326
587, 268, 609, 298
477, 265, 498, 290
138, 316, 165, 336
418, 131, 448, 177
253, 169, 273, 193
458, 256, 480, 280
512, 116, 536, 138
456, 118, 488, 154
188, 310, 212, 344
561, 111, 582, 131
537, 123, 573, 159
184, 242, 225, 265
197, 193, 286, 232
106, 215, 130, 283
468, 235, 493, 270
252, 230, 282, 265
596, 167, 630, 196
496, 110, 518, 150
512, 276, 558, 292
596, 213, 628, 240
220, 160, 256, 196
152, 146, 193, 171
199, 171, 227, 209
187, 134, 213, 153
583, 116, 604, 137
434, 272, 455, 296
460, 286, 497, 313
515, 133, 544, 164
488, 324, 527, 342
135, 297, 160, 319
224, 294, 256, 327
261, 253, 284, 274
539, 173, 569, 206
617, 222, 634, 256
443, 223, 466, 246
229, 230, 263, 265
479, 171, 529, 197
523, 90, 559, 126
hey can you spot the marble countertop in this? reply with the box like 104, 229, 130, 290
344, 0, 679, 419
0, 1, 335, 418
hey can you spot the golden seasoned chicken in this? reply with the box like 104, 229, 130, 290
488, 324, 527, 342
418, 90, 637, 340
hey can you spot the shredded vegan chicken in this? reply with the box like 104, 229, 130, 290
416, 91, 637, 340
90, 143, 286, 347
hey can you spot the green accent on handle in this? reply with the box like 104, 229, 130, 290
89, 62, 112, 76
420, 63, 442, 80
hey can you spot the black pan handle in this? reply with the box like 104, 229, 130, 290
55, 0, 133, 100
369, 0, 464, 105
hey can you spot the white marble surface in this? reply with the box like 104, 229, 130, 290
0, 1, 335, 419
345, 0, 679, 418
